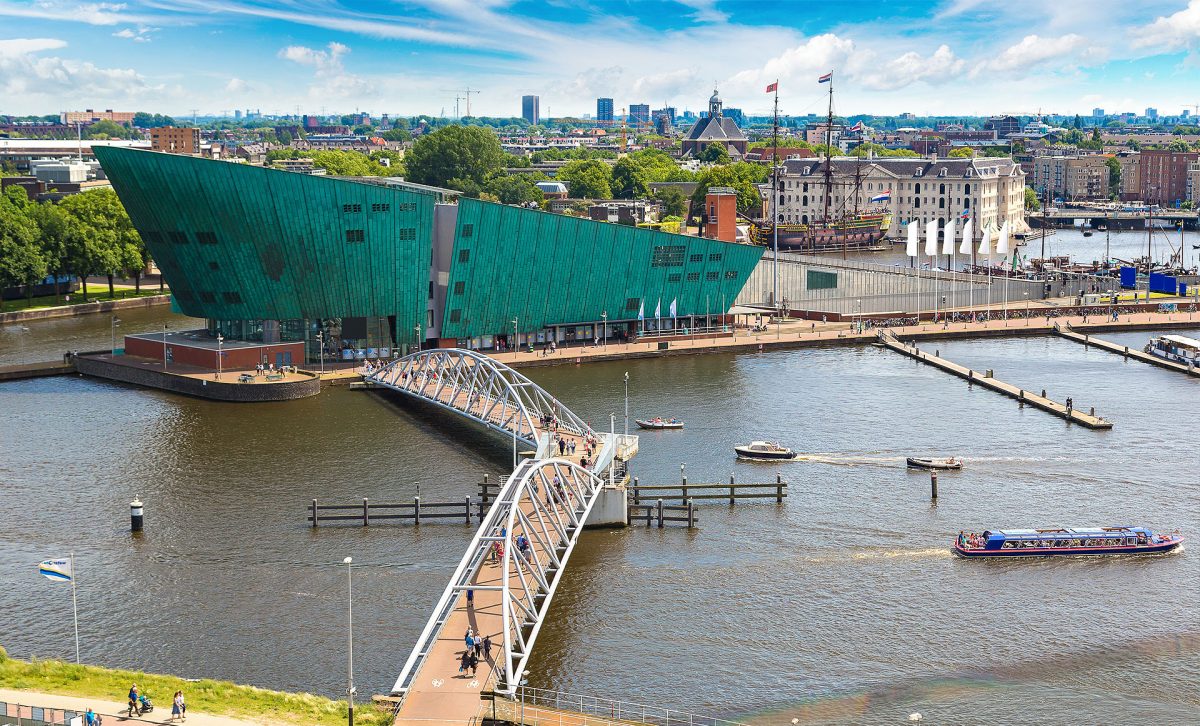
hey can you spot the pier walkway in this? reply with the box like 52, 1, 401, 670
362, 350, 637, 726
878, 331, 1113, 429
1052, 325, 1200, 378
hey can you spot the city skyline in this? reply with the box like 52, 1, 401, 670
1, 0, 1200, 118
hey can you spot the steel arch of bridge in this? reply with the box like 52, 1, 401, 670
364, 348, 594, 448
391, 457, 606, 698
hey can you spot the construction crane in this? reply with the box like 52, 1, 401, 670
440, 87, 479, 117
620, 107, 627, 153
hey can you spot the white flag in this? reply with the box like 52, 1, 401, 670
924, 219, 938, 256
996, 220, 1010, 255
905, 220, 918, 257
654, 299, 661, 319
669, 298, 677, 318
40, 558, 73, 582
637, 300, 644, 321
959, 219, 973, 255
978, 226, 992, 256
942, 218, 956, 255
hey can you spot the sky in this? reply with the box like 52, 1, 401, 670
2, 0, 1200, 119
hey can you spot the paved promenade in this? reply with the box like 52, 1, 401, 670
0, 688, 263, 726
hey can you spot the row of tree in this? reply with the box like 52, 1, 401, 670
0, 187, 146, 309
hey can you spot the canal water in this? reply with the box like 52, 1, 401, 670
2, 313, 1198, 724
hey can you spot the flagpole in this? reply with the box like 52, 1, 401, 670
70, 552, 80, 663
772, 79, 779, 321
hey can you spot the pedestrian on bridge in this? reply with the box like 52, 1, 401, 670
459, 650, 471, 676
482, 634, 492, 661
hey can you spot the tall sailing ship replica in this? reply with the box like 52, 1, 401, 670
756, 72, 892, 254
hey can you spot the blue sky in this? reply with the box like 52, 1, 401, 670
1, 0, 1200, 118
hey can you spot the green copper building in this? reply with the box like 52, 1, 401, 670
95, 146, 763, 362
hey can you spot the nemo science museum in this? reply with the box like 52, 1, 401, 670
95, 146, 763, 363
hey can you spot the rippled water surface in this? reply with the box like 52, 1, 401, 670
2, 312, 1198, 724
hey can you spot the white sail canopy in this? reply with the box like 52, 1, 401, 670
996, 220, 1010, 255
906, 220, 919, 257
959, 219, 973, 255
924, 219, 939, 256
979, 226, 993, 256
942, 218, 956, 255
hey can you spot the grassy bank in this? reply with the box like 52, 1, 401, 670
0, 287, 165, 313
0, 650, 391, 725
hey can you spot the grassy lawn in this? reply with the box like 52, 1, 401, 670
0, 651, 392, 726
0, 287, 166, 313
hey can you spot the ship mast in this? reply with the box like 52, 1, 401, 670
772, 80, 780, 316
822, 72, 834, 229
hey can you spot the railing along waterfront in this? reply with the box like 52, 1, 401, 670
493, 686, 753, 726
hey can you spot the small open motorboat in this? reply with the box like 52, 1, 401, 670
1082, 230, 1093, 237
636, 417, 684, 430
735, 440, 797, 461
907, 457, 963, 470
954, 527, 1183, 558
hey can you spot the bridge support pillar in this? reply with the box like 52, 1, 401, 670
584, 483, 629, 528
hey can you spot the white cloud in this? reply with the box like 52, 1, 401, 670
224, 77, 249, 93
0, 37, 68, 56
857, 45, 965, 90
112, 24, 157, 42
278, 41, 373, 99
0, 1, 135, 26
674, 0, 728, 23
1132, 0, 1200, 52
724, 34, 856, 94
972, 34, 1106, 77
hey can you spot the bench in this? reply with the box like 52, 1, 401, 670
266, 373, 284, 381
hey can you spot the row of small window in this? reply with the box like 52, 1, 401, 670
451, 269, 738, 295
651, 244, 724, 268
173, 289, 243, 304
341, 202, 418, 213
146, 231, 218, 246
345, 228, 417, 242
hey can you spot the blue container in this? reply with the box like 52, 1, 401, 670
1119, 266, 1137, 289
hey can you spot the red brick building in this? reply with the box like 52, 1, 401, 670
1139, 150, 1199, 205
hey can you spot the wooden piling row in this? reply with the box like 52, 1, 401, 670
308, 497, 483, 527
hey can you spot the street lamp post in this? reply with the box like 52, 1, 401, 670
601, 311, 607, 350
162, 324, 169, 372
511, 317, 518, 353
519, 670, 530, 726
343, 556, 355, 726
110, 315, 121, 356
856, 299, 861, 333
414, 323, 422, 353
216, 334, 224, 380
316, 331, 325, 377
623, 372, 629, 436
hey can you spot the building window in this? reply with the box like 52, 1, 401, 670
222, 291, 242, 304
461, 223, 474, 238
689, 253, 704, 263
398, 203, 417, 212
914, 183, 921, 194
169, 231, 188, 245
453, 281, 465, 295
965, 183, 971, 195
624, 297, 640, 311
199, 291, 216, 303
371, 203, 391, 212
345, 229, 365, 243
724, 270, 738, 279
668, 273, 682, 283
458, 249, 470, 263
705, 271, 718, 281
708, 253, 722, 262
449, 309, 462, 322
208, 261, 220, 271
687, 272, 700, 282
173, 290, 194, 302
398, 228, 416, 241
651, 244, 686, 267
939, 198, 945, 209
197, 232, 218, 245
803, 182, 808, 192
342, 203, 362, 213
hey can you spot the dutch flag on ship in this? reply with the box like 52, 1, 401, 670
818, 72, 832, 84
869, 189, 891, 203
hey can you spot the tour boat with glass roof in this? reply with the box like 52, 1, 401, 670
1145, 334, 1200, 366
954, 527, 1182, 558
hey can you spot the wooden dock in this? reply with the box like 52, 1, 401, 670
878, 331, 1113, 429
307, 497, 484, 526
1053, 325, 1200, 378
628, 500, 698, 528
627, 474, 786, 504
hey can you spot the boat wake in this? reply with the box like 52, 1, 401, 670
849, 547, 951, 561
792, 454, 904, 468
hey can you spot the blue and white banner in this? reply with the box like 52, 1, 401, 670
654, 300, 661, 319
669, 298, 677, 318
637, 300, 644, 322
40, 558, 73, 582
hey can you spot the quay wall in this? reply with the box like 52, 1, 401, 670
0, 294, 171, 324
75, 355, 320, 401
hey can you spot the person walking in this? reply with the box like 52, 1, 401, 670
171, 690, 185, 722
85, 708, 99, 726
482, 634, 492, 661
128, 684, 141, 717
460, 649, 471, 676
468, 651, 479, 677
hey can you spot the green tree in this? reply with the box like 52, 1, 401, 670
59, 188, 138, 300
404, 125, 505, 189
611, 157, 649, 199
86, 119, 132, 139
1168, 138, 1191, 152
652, 186, 689, 217
484, 175, 543, 205
379, 128, 411, 142
0, 187, 47, 309
948, 147, 974, 158
557, 159, 612, 199
1105, 157, 1121, 197
692, 161, 769, 213
697, 143, 731, 164
26, 201, 74, 301
1024, 186, 1040, 211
